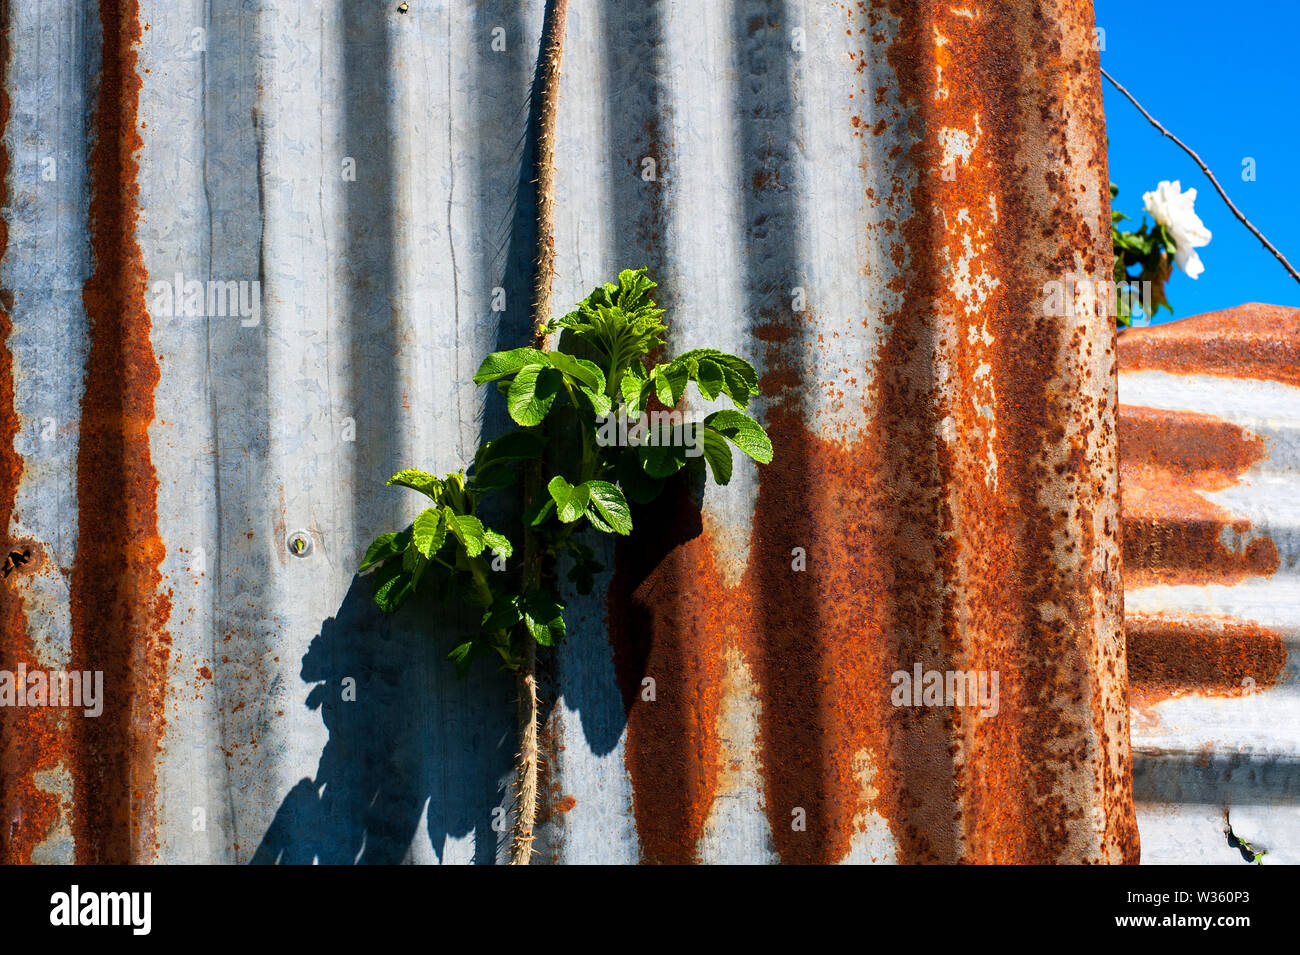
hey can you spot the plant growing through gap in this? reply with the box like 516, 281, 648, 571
357, 268, 773, 857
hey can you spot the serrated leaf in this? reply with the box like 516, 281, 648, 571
448, 640, 476, 679
695, 359, 725, 400
700, 428, 734, 485
617, 448, 664, 503
507, 364, 563, 426
473, 347, 548, 384
521, 590, 566, 647
719, 364, 753, 407
477, 429, 547, 465
523, 494, 555, 527
704, 409, 773, 463
481, 593, 522, 631
412, 507, 447, 558
386, 469, 444, 499
638, 442, 688, 478
547, 351, 606, 394
450, 513, 486, 556
578, 386, 612, 418
469, 461, 520, 491
360, 530, 408, 571
585, 480, 632, 535
548, 475, 591, 523
654, 361, 690, 408
373, 561, 414, 613
482, 529, 513, 559
621, 363, 651, 415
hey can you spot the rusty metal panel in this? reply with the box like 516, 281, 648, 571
1, 0, 1136, 864
1119, 304, 1300, 865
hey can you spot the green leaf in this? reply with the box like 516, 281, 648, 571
469, 461, 520, 492
412, 507, 447, 558
482, 529, 513, 559
386, 469, 444, 499
548, 475, 591, 523
547, 351, 606, 394
617, 449, 664, 504
695, 358, 725, 400
577, 385, 612, 418
360, 530, 409, 570
654, 361, 690, 408
704, 409, 773, 464
473, 347, 548, 384
450, 513, 486, 556
585, 480, 632, 535
507, 364, 563, 426
638, 442, 688, 478
448, 640, 476, 679
700, 428, 734, 485
523, 494, 555, 527
621, 363, 651, 415
477, 429, 547, 465
617, 267, 657, 311
373, 560, 415, 613
521, 590, 566, 647
481, 593, 522, 631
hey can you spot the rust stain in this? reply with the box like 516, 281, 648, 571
69, 0, 170, 864
1119, 405, 1278, 587
608, 0, 1135, 864
0, 0, 67, 865
1119, 405, 1266, 492
608, 483, 728, 865
1118, 303, 1300, 388
1127, 614, 1287, 707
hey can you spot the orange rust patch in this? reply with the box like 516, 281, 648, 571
608, 0, 1136, 864
1120, 406, 1267, 492
1119, 406, 1278, 587
1127, 615, 1288, 707
608, 484, 728, 865
0, 0, 68, 866
1118, 303, 1300, 388
69, 0, 170, 864
1120, 483, 1279, 588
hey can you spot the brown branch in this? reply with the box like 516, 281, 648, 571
510, 0, 569, 868
1100, 66, 1300, 285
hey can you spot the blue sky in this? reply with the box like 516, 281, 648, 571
1095, 0, 1300, 323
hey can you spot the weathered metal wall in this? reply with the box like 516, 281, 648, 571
1119, 304, 1300, 865
0, 0, 1139, 864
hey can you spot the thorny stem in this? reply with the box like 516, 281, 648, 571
1100, 66, 1300, 285
510, 0, 569, 867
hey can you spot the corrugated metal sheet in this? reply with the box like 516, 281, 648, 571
1119, 304, 1300, 865
0, 0, 1139, 864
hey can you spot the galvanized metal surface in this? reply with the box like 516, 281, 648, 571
1119, 304, 1300, 865
0, 0, 1138, 864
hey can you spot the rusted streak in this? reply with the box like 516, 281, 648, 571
1127, 614, 1287, 707
1118, 303, 1300, 388
1119, 406, 1278, 587
608, 484, 726, 865
609, 0, 1135, 865
0, 0, 65, 866
1120, 484, 1279, 588
873, 0, 1135, 862
1119, 405, 1267, 491
69, 0, 170, 864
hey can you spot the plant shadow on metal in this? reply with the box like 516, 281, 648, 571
252, 578, 511, 864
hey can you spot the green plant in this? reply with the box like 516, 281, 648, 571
357, 268, 773, 853
1111, 182, 1175, 327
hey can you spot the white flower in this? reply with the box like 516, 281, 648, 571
1142, 179, 1212, 279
